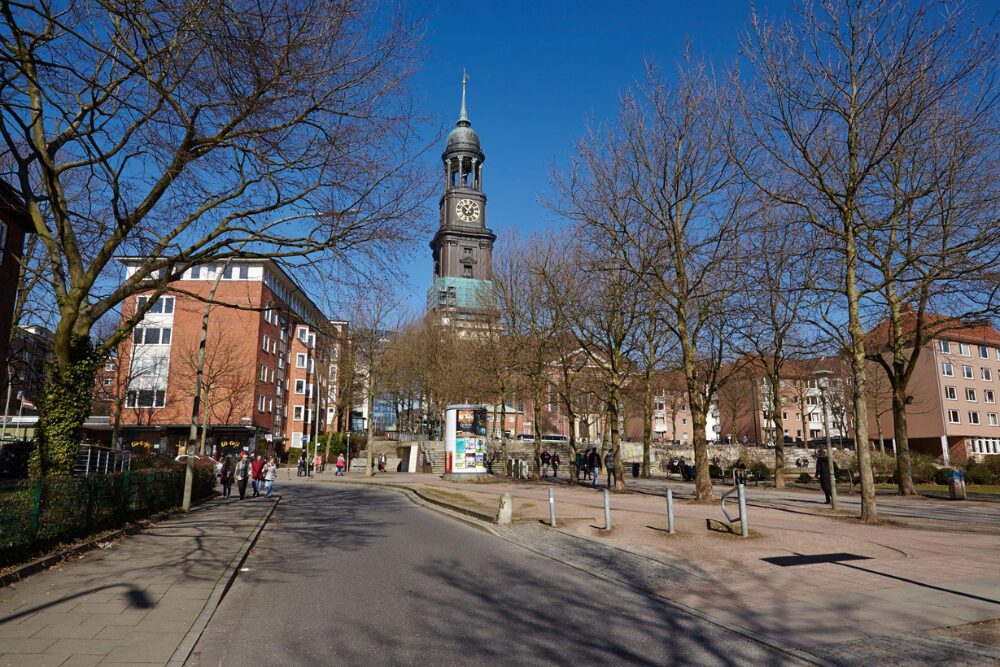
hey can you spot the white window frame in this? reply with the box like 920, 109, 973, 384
986, 390, 996, 404
293, 405, 304, 421
989, 413, 999, 427
966, 388, 977, 402
262, 334, 270, 352
942, 362, 954, 377
296, 353, 307, 368
980, 345, 990, 359
982, 368, 993, 381
295, 379, 306, 394
948, 409, 960, 424
960, 343, 971, 357
939, 340, 951, 353
962, 365, 974, 379
969, 411, 981, 425
258, 394, 266, 411
944, 386, 957, 400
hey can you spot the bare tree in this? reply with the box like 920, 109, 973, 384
558, 61, 745, 501
0, 1, 429, 474
347, 288, 401, 477
493, 234, 559, 480
732, 204, 817, 487
738, 0, 998, 519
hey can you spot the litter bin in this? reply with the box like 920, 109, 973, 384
948, 470, 967, 500
632, 462, 641, 478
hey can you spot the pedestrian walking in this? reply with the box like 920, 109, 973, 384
263, 456, 278, 498
297, 452, 306, 477
377, 452, 387, 473
605, 450, 615, 488
336, 453, 346, 476
235, 453, 252, 500
551, 452, 560, 479
251, 454, 265, 497
220, 456, 234, 499
575, 452, 585, 481
541, 450, 551, 477
588, 448, 601, 488
815, 452, 833, 504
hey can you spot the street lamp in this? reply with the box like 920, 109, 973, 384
813, 369, 838, 510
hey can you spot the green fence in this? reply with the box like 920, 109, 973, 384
0, 466, 216, 568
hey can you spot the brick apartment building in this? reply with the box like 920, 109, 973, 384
866, 314, 1000, 465
114, 258, 345, 460
715, 358, 853, 447
0, 180, 35, 400
623, 371, 723, 445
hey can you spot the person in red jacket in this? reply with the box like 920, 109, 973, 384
251, 454, 266, 497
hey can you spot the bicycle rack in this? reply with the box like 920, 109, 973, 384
720, 482, 749, 538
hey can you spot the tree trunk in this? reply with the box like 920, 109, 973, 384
500, 392, 508, 476
891, 385, 916, 495
770, 375, 785, 488
691, 406, 713, 501
532, 380, 543, 480
610, 378, 625, 491
845, 235, 877, 523
365, 376, 376, 477
31, 334, 100, 476
641, 372, 653, 478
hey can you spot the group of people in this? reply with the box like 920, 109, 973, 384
570, 448, 618, 488
220, 452, 277, 500
297, 452, 328, 476
540, 450, 561, 477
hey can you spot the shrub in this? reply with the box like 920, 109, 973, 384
909, 454, 939, 484
869, 452, 897, 483
980, 455, 1000, 484
749, 460, 772, 481
708, 464, 723, 479
933, 467, 956, 486
964, 462, 993, 485
797, 472, 812, 484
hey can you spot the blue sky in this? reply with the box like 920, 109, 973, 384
396, 0, 799, 315
395, 1, 997, 317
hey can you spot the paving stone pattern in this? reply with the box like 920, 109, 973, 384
0, 496, 274, 666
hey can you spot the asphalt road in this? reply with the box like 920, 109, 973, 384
188, 482, 805, 666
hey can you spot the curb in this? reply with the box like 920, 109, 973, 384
166, 495, 281, 667
0, 492, 219, 589
326, 480, 501, 536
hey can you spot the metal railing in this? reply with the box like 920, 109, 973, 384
73, 445, 131, 477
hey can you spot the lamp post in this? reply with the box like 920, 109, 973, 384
813, 370, 838, 510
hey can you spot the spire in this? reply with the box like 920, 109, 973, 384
458, 69, 470, 126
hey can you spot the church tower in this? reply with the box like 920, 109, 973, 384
427, 73, 496, 326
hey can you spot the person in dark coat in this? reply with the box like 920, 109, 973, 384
550, 452, 560, 479
220, 456, 235, 499
815, 452, 833, 503
587, 448, 601, 488
575, 452, 585, 480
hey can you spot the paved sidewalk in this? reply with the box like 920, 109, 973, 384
0, 495, 275, 666
328, 472, 1000, 664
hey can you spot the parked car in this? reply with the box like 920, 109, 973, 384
515, 433, 535, 442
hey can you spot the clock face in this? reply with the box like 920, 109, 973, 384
456, 199, 480, 223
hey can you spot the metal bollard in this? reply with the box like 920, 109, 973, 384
666, 488, 676, 534
603, 489, 612, 530
738, 482, 749, 538
548, 487, 556, 527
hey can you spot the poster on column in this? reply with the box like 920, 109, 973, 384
450, 406, 487, 473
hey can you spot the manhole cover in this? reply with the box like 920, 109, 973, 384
761, 552, 873, 567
